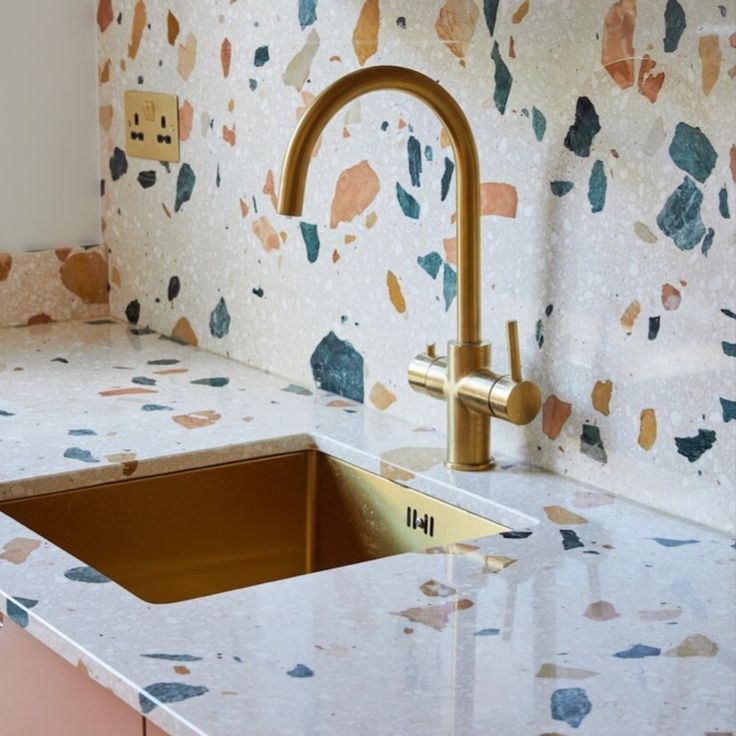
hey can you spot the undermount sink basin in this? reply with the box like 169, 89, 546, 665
0, 451, 507, 604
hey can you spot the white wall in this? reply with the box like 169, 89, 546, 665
0, 0, 100, 251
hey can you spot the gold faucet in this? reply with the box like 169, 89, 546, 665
278, 66, 541, 470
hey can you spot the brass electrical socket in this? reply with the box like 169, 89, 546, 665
124, 90, 180, 163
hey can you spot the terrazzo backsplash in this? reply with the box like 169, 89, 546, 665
0, 246, 108, 328
96, 0, 735, 530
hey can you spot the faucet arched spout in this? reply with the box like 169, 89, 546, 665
277, 66, 541, 471
277, 66, 481, 345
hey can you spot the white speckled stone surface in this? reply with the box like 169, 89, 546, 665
0, 320, 734, 735
97, 0, 736, 533
0, 246, 108, 328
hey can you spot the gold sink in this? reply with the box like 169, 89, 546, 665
0, 451, 506, 604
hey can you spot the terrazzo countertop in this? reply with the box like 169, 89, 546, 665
0, 319, 734, 736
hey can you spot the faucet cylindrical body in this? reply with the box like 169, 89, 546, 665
446, 341, 493, 470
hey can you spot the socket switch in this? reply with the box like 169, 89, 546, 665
124, 90, 180, 163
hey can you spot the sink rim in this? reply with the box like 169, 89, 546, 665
0, 448, 515, 604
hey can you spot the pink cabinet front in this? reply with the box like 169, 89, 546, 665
146, 720, 171, 735
0, 614, 145, 735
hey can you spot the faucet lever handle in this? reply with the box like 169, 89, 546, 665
506, 320, 522, 382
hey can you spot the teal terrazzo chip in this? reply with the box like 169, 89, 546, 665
64, 566, 110, 584
564, 97, 601, 157
614, 644, 661, 658
287, 664, 314, 678
657, 177, 706, 250
298, 0, 317, 29
551, 687, 592, 728
650, 538, 700, 547
668, 123, 717, 183
299, 222, 320, 263
191, 377, 230, 387
396, 182, 420, 219
440, 157, 454, 201
209, 297, 231, 339
664, 0, 687, 52
674, 429, 716, 462
174, 163, 196, 213
6, 597, 38, 628
139, 683, 209, 714
550, 181, 574, 197
63, 447, 100, 464
132, 376, 156, 386
491, 41, 512, 115
417, 252, 442, 280
442, 264, 457, 312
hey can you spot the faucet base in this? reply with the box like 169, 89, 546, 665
445, 458, 496, 472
